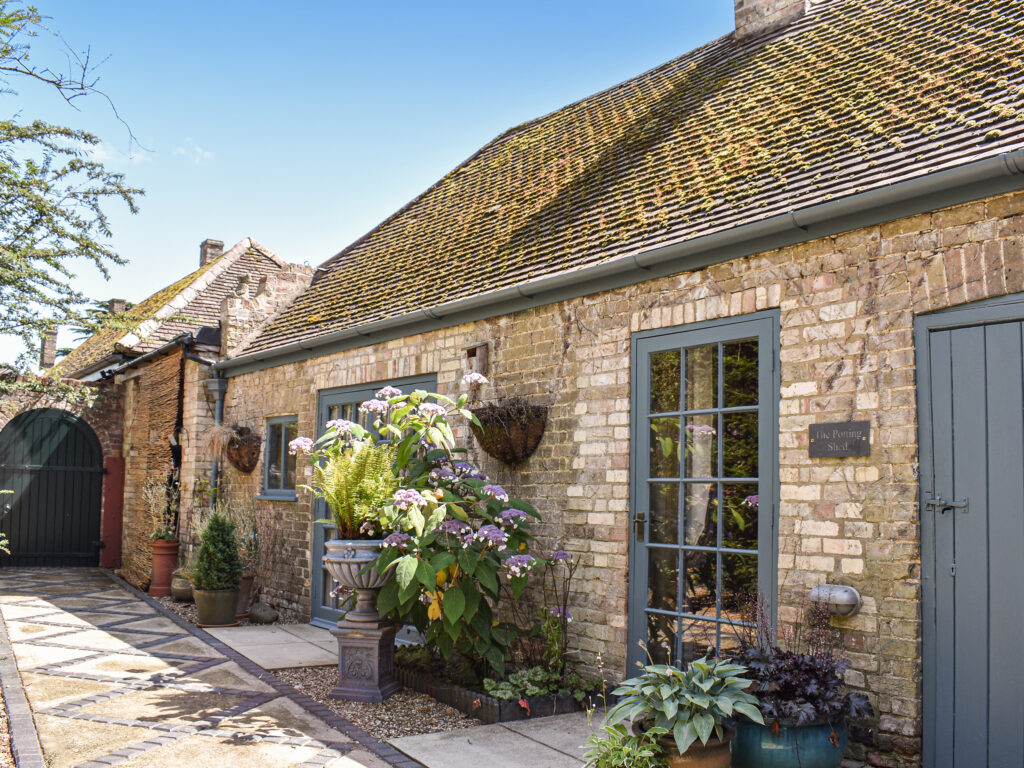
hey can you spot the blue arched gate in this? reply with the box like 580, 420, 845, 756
0, 409, 103, 566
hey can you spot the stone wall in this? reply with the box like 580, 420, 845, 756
218, 189, 1024, 768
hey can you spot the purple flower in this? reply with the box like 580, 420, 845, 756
392, 489, 425, 510
438, 519, 471, 536
474, 524, 508, 550
481, 484, 509, 502
359, 521, 376, 535
429, 468, 458, 484
332, 584, 355, 600
325, 418, 356, 435
454, 461, 487, 481
744, 494, 759, 508
419, 402, 447, 418
498, 508, 527, 528
549, 605, 572, 622
686, 423, 717, 436
550, 550, 571, 562
288, 436, 314, 455
376, 385, 403, 399
382, 531, 411, 549
504, 554, 536, 578
461, 371, 488, 388
359, 399, 388, 415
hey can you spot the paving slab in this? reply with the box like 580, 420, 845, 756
501, 711, 595, 756
390, 717, 586, 768
207, 624, 339, 668
0, 568, 415, 768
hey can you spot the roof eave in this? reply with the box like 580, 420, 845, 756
215, 147, 1024, 378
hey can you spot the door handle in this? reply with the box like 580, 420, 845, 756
924, 497, 968, 513
632, 510, 646, 538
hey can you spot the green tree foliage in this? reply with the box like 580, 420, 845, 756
190, 512, 243, 591
0, 1, 141, 374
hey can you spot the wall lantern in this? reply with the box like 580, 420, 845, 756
808, 584, 862, 617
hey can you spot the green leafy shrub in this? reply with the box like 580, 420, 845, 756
483, 666, 561, 700
305, 440, 398, 539
606, 656, 763, 755
190, 512, 242, 591
583, 724, 665, 768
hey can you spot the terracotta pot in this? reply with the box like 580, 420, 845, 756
236, 574, 254, 619
170, 570, 193, 602
632, 720, 734, 768
194, 588, 240, 627
149, 539, 179, 597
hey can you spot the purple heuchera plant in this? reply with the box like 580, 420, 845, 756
733, 647, 874, 725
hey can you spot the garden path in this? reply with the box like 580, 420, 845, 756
0, 569, 412, 768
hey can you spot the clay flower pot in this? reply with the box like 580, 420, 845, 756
149, 539, 179, 597
194, 588, 240, 627
632, 721, 734, 768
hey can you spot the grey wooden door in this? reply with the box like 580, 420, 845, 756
311, 374, 436, 629
917, 299, 1024, 768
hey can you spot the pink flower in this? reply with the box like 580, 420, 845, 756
376, 385, 403, 399
288, 436, 314, 455
461, 371, 488, 388
359, 399, 388, 415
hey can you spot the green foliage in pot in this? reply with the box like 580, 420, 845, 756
190, 512, 242, 591
303, 439, 398, 539
606, 656, 764, 755
583, 724, 666, 768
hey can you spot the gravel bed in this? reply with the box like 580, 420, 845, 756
0, 693, 12, 768
273, 665, 482, 740
154, 595, 304, 626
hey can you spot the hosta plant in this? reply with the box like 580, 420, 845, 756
606, 656, 764, 754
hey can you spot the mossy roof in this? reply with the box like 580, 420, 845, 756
58, 244, 287, 377
244, 0, 1024, 355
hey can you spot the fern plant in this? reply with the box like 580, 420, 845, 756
306, 442, 398, 538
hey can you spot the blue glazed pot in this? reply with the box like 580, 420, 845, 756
731, 717, 847, 768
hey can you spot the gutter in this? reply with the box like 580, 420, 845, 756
215, 148, 1024, 378
103, 333, 218, 378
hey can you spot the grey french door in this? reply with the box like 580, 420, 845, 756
917, 297, 1024, 768
311, 374, 437, 628
628, 312, 778, 669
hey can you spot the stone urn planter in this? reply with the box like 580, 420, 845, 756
149, 539, 179, 597
633, 721, 734, 768
323, 539, 400, 702
731, 717, 847, 768
194, 588, 240, 627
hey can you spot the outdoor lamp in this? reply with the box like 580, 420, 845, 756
808, 584, 861, 617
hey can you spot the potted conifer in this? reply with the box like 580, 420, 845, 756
190, 512, 243, 627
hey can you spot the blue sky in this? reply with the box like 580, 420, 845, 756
4, 1, 734, 364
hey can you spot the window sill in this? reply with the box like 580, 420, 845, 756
256, 492, 298, 503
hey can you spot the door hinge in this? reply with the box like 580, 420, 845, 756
924, 497, 968, 513
950, 562, 957, 577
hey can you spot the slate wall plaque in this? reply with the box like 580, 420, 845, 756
808, 421, 871, 458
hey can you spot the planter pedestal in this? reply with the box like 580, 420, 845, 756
324, 539, 400, 703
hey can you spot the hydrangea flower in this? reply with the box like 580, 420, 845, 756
550, 549, 571, 562
744, 494, 759, 508
419, 402, 447, 418
429, 468, 458, 484
686, 423, 717, 435
438, 519, 471, 536
359, 521, 376, 535
376, 385, 403, 399
498, 508, 528, 527
325, 418, 356, 435
392, 489, 425, 510
382, 531, 411, 549
288, 436, 314, 455
481, 484, 509, 502
474, 524, 508, 550
359, 399, 388, 415
461, 371, 488, 388
504, 554, 535, 578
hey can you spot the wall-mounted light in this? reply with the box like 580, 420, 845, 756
809, 584, 861, 617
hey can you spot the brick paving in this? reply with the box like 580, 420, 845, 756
0, 569, 418, 768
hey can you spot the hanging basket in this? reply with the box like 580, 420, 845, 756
226, 426, 261, 473
470, 398, 548, 466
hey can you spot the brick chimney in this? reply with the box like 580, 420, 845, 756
735, 0, 806, 38
199, 238, 224, 267
108, 298, 127, 315
40, 328, 57, 369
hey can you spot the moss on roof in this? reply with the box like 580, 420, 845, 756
245, 0, 1024, 355
56, 262, 218, 377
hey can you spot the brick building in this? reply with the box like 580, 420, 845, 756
188, 1, 1024, 765
0, 238, 311, 587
